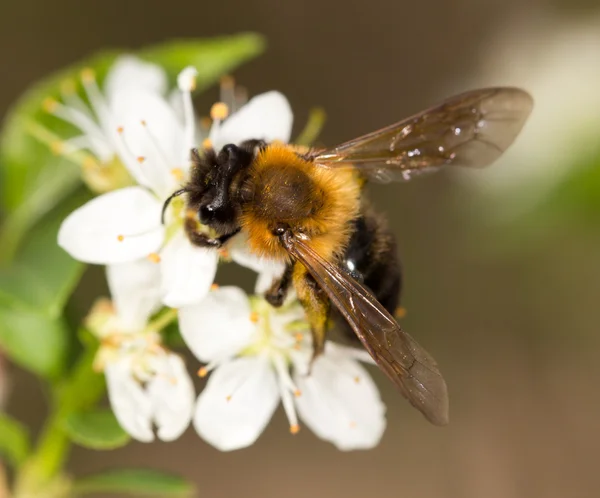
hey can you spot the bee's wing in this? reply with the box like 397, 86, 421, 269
310, 87, 533, 183
281, 233, 449, 426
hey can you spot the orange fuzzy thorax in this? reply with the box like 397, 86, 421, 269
240, 144, 361, 262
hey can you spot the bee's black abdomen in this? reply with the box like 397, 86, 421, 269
342, 211, 402, 314
333, 209, 402, 342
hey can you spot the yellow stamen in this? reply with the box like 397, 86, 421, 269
200, 116, 212, 130
43, 98, 58, 113
249, 311, 259, 323
202, 138, 213, 150
225, 395, 232, 402
83, 157, 98, 170
349, 421, 357, 428
198, 367, 208, 378
354, 376, 360, 384
210, 102, 229, 121
117, 126, 124, 134
395, 306, 407, 319
290, 424, 300, 435
147, 253, 161, 263
117, 235, 125, 242
140, 119, 147, 126
294, 333, 304, 342
171, 168, 184, 181
80, 68, 96, 83
50, 141, 64, 155
210, 283, 219, 291
220, 75, 235, 89
294, 389, 302, 397
136, 156, 146, 164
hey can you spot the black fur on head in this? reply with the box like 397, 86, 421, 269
181, 140, 264, 235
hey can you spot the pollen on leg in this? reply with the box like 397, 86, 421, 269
290, 424, 300, 435
210, 102, 229, 121
147, 253, 161, 263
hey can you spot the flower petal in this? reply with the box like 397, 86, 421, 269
58, 187, 164, 264
146, 354, 195, 442
210, 91, 293, 150
178, 286, 255, 363
109, 90, 185, 197
228, 235, 286, 294
160, 231, 218, 308
105, 358, 154, 442
194, 356, 279, 451
104, 55, 167, 100
293, 344, 386, 450
106, 259, 162, 330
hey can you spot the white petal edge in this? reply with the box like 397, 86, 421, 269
160, 231, 218, 308
178, 286, 255, 363
58, 187, 164, 264
210, 91, 293, 150
108, 89, 185, 197
194, 356, 279, 451
106, 259, 163, 331
147, 354, 195, 442
105, 359, 154, 442
294, 349, 386, 450
104, 55, 167, 100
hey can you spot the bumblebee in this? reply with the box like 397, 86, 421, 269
164, 87, 533, 426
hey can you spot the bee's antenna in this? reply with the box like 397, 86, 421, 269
161, 188, 189, 224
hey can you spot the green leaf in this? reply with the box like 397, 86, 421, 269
63, 410, 129, 450
0, 412, 31, 469
57, 340, 105, 413
0, 190, 88, 317
73, 469, 195, 497
0, 32, 265, 262
0, 308, 68, 379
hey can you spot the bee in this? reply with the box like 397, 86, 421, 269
163, 87, 533, 426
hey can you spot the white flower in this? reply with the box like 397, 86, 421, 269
55, 56, 291, 307
88, 259, 195, 443
178, 287, 386, 451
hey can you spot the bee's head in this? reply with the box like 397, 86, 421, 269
184, 143, 255, 234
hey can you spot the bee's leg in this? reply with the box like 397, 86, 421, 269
293, 263, 330, 366
184, 217, 239, 248
265, 263, 294, 307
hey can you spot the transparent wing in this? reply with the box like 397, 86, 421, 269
311, 87, 533, 183
281, 232, 449, 425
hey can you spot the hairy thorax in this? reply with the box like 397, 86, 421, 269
240, 144, 361, 262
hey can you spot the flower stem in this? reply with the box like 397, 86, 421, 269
147, 307, 179, 333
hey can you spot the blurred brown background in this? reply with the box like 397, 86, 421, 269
2, 0, 600, 497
